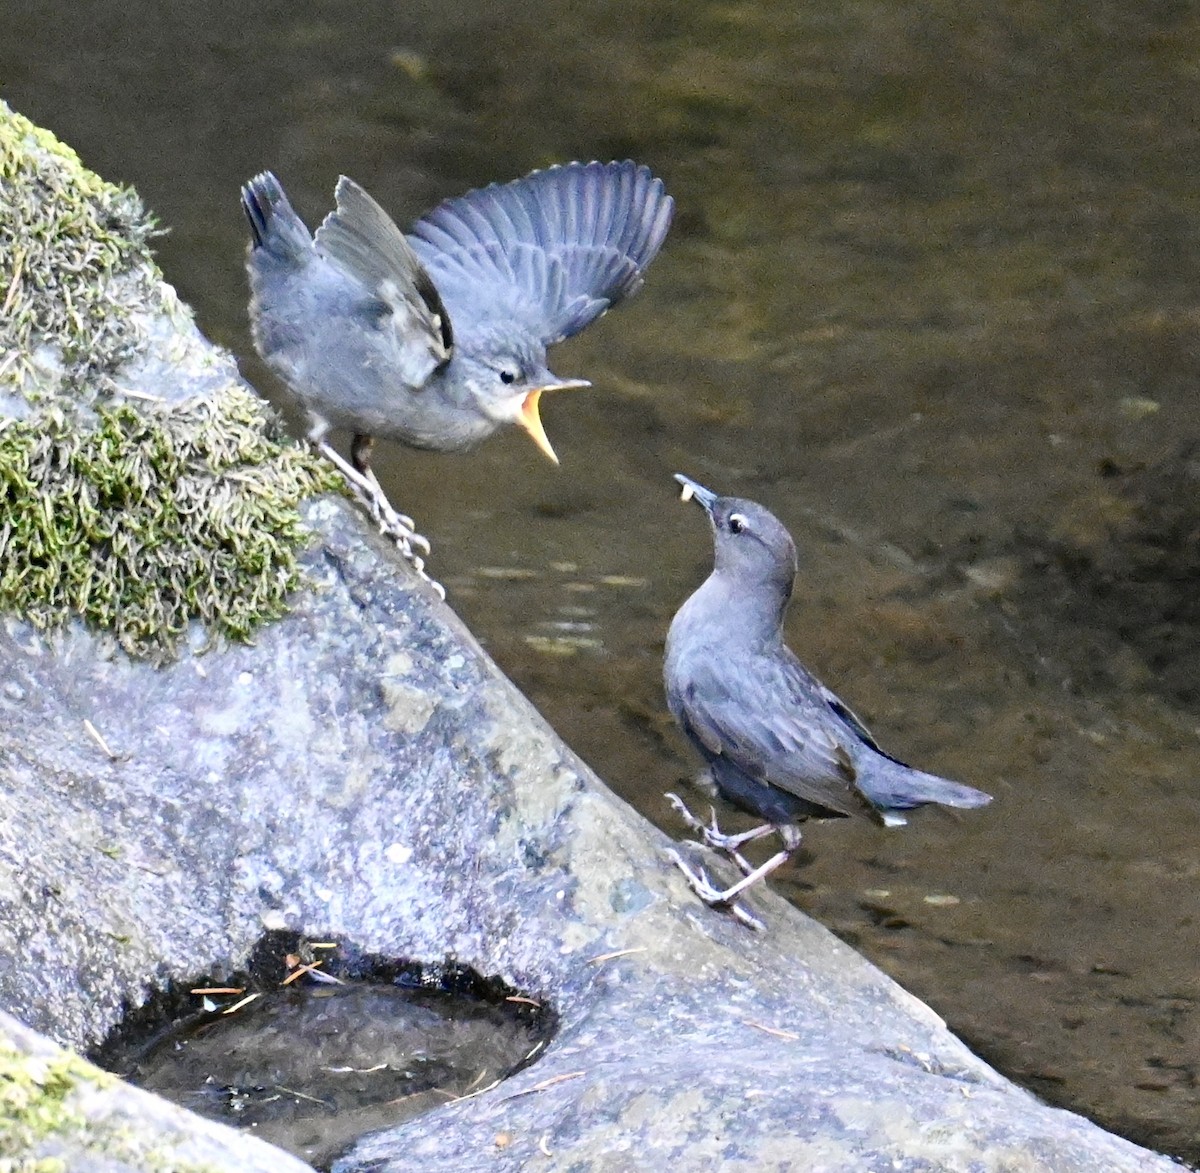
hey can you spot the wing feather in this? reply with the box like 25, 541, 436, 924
408, 160, 673, 347
675, 655, 872, 819
314, 177, 452, 382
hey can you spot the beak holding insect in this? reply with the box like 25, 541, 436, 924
519, 379, 590, 465
673, 473, 718, 514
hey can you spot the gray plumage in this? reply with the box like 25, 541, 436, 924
241, 161, 673, 463
666, 475, 991, 848
409, 160, 671, 349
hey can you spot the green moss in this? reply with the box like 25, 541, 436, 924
0, 1040, 96, 1170
0, 385, 340, 660
0, 1037, 234, 1172
0, 101, 160, 395
0, 101, 344, 658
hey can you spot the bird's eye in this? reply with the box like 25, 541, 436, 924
499, 368, 517, 385
729, 514, 747, 534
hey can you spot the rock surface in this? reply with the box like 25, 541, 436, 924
0, 1008, 312, 1172
0, 99, 1183, 1172
0, 500, 1183, 1173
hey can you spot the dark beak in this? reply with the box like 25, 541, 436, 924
674, 473, 718, 516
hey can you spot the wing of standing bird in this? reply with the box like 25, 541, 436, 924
407, 160, 674, 347
673, 652, 877, 820
817, 683, 911, 768
314, 176, 453, 387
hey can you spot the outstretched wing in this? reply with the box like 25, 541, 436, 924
673, 653, 875, 820
408, 160, 673, 347
314, 176, 452, 384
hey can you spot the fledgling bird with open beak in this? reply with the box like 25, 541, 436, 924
241, 162, 673, 589
665, 475, 992, 929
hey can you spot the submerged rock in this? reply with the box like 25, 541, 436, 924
0, 99, 1182, 1172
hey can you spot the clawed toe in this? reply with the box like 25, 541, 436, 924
666, 848, 767, 931
665, 793, 730, 847
664, 804, 795, 927
315, 442, 444, 597
665, 792, 706, 835
665, 792, 776, 877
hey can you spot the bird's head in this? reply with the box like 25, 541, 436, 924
675, 474, 798, 598
452, 331, 589, 463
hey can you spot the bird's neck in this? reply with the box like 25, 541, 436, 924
434, 356, 477, 409
405, 362, 503, 450
681, 570, 788, 652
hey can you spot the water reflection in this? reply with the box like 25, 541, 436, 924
3, 0, 1199, 1159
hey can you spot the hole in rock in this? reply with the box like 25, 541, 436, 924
92, 931, 555, 1171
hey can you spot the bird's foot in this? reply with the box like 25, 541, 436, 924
665, 849, 766, 931
665, 792, 776, 876
315, 442, 445, 599
665, 792, 710, 837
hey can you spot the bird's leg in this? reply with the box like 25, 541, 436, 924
665, 792, 776, 876
310, 427, 444, 598
316, 438, 429, 553
345, 433, 426, 547
349, 433, 373, 476
666, 824, 800, 930
665, 850, 767, 931
706, 820, 777, 874
349, 435, 415, 529
705, 848, 791, 904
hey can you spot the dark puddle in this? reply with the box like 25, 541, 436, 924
93, 932, 555, 1171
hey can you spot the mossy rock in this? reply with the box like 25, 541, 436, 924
0, 1037, 90, 1171
0, 103, 157, 398
0, 1013, 311, 1172
0, 100, 339, 660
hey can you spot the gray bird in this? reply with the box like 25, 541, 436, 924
665, 475, 992, 928
241, 162, 673, 580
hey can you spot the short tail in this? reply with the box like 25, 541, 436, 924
860, 759, 992, 826
241, 171, 312, 261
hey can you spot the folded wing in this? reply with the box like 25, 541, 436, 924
314, 176, 452, 387
673, 656, 874, 820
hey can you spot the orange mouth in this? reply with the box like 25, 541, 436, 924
518, 380, 590, 464
520, 389, 558, 464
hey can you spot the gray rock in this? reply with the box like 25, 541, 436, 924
0, 98, 1182, 1172
0, 498, 1182, 1173
0, 1008, 312, 1172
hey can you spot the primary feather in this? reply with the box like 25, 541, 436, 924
409, 160, 674, 348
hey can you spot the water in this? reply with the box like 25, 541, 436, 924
94, 938, 552, 1170
5, 0, 1200, 1159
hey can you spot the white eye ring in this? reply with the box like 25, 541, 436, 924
729, 513, 747, 534
499, 368, 518, 385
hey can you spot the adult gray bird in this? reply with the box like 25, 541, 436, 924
665, 475, 992, 928
241, 162, 673, 582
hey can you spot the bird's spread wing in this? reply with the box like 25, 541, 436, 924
675, 655, 872, 819
315, 177, 452, 384
408, 160, 673, 347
